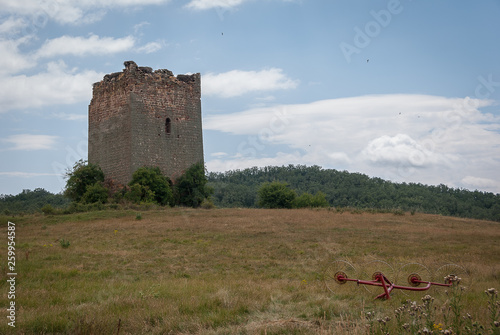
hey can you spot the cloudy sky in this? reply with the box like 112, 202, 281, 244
0, 0, 499, 196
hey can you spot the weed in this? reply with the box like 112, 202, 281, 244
59, 239, 70, 248
485, 288, 500, 334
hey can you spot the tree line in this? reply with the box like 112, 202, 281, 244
2, 164, 499, 222
207, 165, 500, 221
1, 160, 213, 215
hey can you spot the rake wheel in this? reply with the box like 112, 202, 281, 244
433, 264, 470, 294
397, 262, 431, 298
324, 260, 357, 295
360, 260, 395, 294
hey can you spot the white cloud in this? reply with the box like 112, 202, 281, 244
136, 41, 163, 54
0, 171, 61, 177
0, 17, 27, 35
0, 31, 160, 113
203, 68, 299, 98
36, 34, 136, 58
0, 37, 36, 75
361, 134, 444, 168
186, 0, 247, 10
3, 134, 59, 151
205, 94, 500, 193
211, 152, 229, 157
0, 0, 171, 25
461, 176, 500, 191
0, 61, 103, 112
50, 112, 87, 121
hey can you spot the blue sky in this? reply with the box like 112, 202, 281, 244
1, 0, 499, 196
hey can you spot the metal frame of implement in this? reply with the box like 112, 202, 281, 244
325, 260, 468, 300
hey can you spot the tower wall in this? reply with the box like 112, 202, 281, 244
88, 61, 203, 186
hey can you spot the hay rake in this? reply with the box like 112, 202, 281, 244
324, 260, 470, 300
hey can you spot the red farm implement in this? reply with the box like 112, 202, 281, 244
324, 260, 470, 300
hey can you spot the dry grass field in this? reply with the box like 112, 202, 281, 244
1, 208, 499, 334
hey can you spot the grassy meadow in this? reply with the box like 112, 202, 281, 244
1, 208, 499, 334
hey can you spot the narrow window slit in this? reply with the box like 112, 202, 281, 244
165, 118, 171, 135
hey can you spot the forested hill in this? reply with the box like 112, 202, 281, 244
0, 188, 70, 215
207, 165, 500, 222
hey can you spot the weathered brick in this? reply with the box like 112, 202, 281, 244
88, 61, 203, 187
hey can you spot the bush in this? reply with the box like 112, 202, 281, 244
294, 193, 314, 208
393, 209, 406, 216
41, 204, 57, 215
125, 183, 155, 204
311, 191, 329, 207
81, 182, 109, 204
59, 239, 70, 248
294, 191, 329, 208
258, 182, 296, 209
64, 160, 105, 202
200, 198, 216, 209
129, 167, 173, 206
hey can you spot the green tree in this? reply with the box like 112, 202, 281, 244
258, 181, 296, 209
81, 182, 109, 204
175, 162, 213, 208
64, 160, 105, 202
129, 167, 173, 206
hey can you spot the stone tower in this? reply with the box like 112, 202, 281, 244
88, 61, 203, 186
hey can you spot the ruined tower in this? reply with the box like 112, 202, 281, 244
88, 61, 203, 186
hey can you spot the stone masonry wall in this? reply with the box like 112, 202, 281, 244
88, 61, 203, 186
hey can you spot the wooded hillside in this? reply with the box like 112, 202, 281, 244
207, 165, 500, 221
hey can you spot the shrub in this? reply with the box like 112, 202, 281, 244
64, 160, 105, 202
258, 181, 296, 209
81, 182, 109, 204
294, 193, 314, 208
125, 183, 155, 204
200, 198, 216, 209
393, 209, 406, 216
129, 167, 173, 206
294, 191, 329, 208
41, 204, 57, 215
311, 191, 329, 208
59, 239, 70, 248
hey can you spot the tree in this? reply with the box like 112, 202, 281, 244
258, 181, 296, 209
129, 167, 173, 206
175, 162, 213, 208
65, 160, 105, 202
